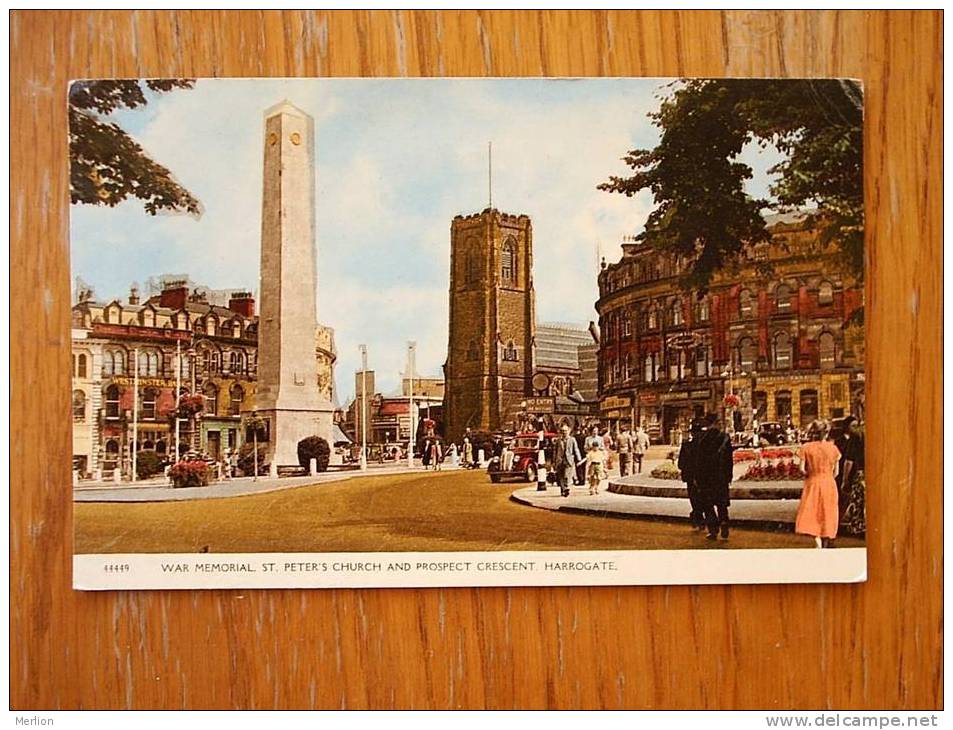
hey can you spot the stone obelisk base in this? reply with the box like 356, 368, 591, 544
260, 406, 334, 469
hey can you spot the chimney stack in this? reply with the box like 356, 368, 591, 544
159, 280, 188, 310
229, 291, 255, 317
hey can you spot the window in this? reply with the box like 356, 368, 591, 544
232, 322, 242, 339
203, 383, 218, 416
819, 332, 836, 370
776, 284, 792, 311
501, 238, 517, 284
141, 387, 158, 420
73, 353, 88, 378
667, 350, 682, 381
818, 281, 834, 306
502, 341, 518, 362
643, 353, 656, 383
671, 301, 683, 327
200, 348, 221, 374
775, 390, 792, 420
138, 350, 160, 377
207, 317, 218, 336
466, 340, 479, 362
695, 298, 710, 322
103, 349, 125, 376
647, 304, 658, 330
141, 308, 155, 327
105, 385, 120, 419
773, 332, 793, 370
229, 384, 244, 416
229, 351, 245, 374
103, 439, 120, 469
465, 240, 480, 286
623, 354, 633, 380
736, 337, 757, 372
623, 313, 632, 338
739, 289, 756, 318
830, 382, 845, 402
72, 390, 86, 422
695, 345, 709, 377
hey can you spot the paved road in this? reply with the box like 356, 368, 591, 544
75, 467, 860, 554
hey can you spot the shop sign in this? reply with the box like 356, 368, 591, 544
689, 389, 712, 399
603, 410, 625, 419
112, 376, 177, 389
639, 392, 658, 405
557, 402, 594, 415
660, 391, 691, 402
601, 395, 631, 411
667, 332, 702, 350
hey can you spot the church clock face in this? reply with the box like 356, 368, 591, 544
290, 132, 301, 145
268, 132, 278, 146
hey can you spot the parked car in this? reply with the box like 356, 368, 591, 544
739, 422, 787, 447
487, 432, 558, 484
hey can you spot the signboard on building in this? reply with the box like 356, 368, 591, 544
524, 396, 555, 414
601, 395, 631, 411
112, 376, 178, 389
639, 392, 658, 405
666, 332, 702, 350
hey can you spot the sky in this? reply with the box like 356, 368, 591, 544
70, 78, 783, 402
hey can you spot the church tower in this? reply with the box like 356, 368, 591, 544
444, 208, 536, 443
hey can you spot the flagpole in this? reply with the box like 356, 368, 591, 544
132, 347, 139, 482
174, 339, 181, 463
407, 341, 416, 469
359, 344, 368, 471
488, 141, 492, 209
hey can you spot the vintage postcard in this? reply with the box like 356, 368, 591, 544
69, 78, 866, 589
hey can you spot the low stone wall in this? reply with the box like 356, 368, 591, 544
608, 475, 803, 501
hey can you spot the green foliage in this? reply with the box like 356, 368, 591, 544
237, 442, 267, 477
650, 462, 682, 480
135, 450, 164, 480
297, 436, 331, 473
599, 79, 863, 291
69, 79, 201, 215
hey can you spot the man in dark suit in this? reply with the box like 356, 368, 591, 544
694, 413, 734, 540
553, 424, 583, 498
677, 419, 706, 530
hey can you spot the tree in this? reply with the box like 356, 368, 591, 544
69, 79, 201, 216
297, 436, 331, 473
599, 79, 863, 291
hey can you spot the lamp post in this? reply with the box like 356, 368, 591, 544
131, 346, 139, 482
359, 344, 368, 471
407, 341, 416, 469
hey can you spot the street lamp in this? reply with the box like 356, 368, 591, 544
359, 344, 368, 471
407, 341, 416, 469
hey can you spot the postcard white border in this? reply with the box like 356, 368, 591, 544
74, 548, 866, 590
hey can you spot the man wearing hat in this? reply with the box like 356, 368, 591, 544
553, 424, 583, 498
677, 419, 706, 529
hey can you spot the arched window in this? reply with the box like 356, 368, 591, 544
776, 284, 792, 311
622, 312, 632, 338
76, 353, 88, 378
105, 384, 121, 419
819, 332, 836, 370
229, 351, 245, 374
231, 321, 242, 339
695, 297, 710, 322
739, 289, 756, 318
695, 345, 709, 377
138, 350, 160, 377
773, 332, 793, 370
72, 390, 86, 422
623, 353, 633, 380
501, 238, 517, 284
647, 303, 658, 330
643, 353, 656, 383
207, 317, 218, 337
103, 439, 120, 469
199, 347, 221, 374
502, 341, 518, 362
140, 387, 158, 420
229, 384, 244, 416
671, 300, 683, 326
193, 319, 205, 334
465, 240, 480, 286
736, 337, 757, 372
203, 383, 219, 416
667, 349, 682, 380
155, 440, 167, 455
818, 281, 834, 306
103, 349, 125, 376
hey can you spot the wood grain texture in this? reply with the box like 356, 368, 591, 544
10, 10, 942, 710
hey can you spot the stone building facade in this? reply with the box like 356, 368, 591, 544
595, 213, 865, 443
443, 208, 536, 443
70, 280, 336, 479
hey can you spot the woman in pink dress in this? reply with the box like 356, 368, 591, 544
795, 420, 842, 548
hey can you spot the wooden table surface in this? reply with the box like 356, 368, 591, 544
10, 10, 942, 710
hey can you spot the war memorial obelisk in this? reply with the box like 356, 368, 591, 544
256, 100, 333, 469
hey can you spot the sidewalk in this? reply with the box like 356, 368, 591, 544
74, 461, 453, 503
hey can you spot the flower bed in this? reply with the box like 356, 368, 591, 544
650, 463, 682, 480
733, 447, 797, 463
738, 460, 805, 481
170, 460, 210, 488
